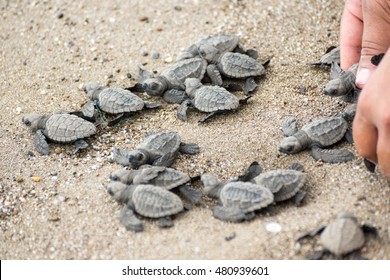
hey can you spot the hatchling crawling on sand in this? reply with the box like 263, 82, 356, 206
177, 78, 250, 122
296, 212, 379, 259
201, 173, 274, 223
279, 111, 355, 163
111, 131, 200, 168
310, 46, 340, 66
23, 112, 96, 155
177, 33, 257, 61
107, 182, 184, 232
109, 165, 201, 204
139, 57, 207, 104
82, 83, 160, 126
198, 44, 267, 94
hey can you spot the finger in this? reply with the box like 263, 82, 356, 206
353, 110, 378, 163
376, 124, 390, 177
356, 0, 390, 87
340, 0, 363, 71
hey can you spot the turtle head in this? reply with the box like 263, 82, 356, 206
109, 169, 136, 184
278, 136, 303, 154
142, 78, 165, 97
198, 44, 220, 63
128, 150, 149, 169
22, 113, 44, 131
83, 83, 105, 100
201, 173, 223, 199
106, 181, 134, 203
184, 78, 202, 98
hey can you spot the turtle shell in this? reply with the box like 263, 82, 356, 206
320, 214, 365, 256
132, 184, 183, 218
193, 85, 239, 113
137, 131, 181, 157
97, 88, 144, 114
253, 169, 306, 202
134, 166, 190, 190
219, 182, 274, 212
161, 58, 207, 89
302, 116, 348, 147
218, 52, 265, 78
44, 114, 96, 142
198, 34, 239, 53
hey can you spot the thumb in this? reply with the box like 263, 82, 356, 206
356, 0, 390, 88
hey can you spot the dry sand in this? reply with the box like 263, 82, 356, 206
0, 0, 389, 259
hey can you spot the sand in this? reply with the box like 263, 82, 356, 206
0, 0, 389, 259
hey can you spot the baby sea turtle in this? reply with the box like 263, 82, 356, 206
177, 78, 250, 123
109, 165, 201, 204
198, 44, 266, 94
140, 57, 207, 104
310, 46, 340, 66
111, 131, 200, 168
107, 182, 184, 232
251, 163, 307, 205
201, 173, 274, 223
296, 212, 379, 259
82, 83, 160, 126
23, 112, 96, 155
323, 62, 358, 97
279, 113, 354, 163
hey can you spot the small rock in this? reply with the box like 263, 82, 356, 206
56, 13, 64, 19
139, 16, 149, 22
152, 52, 160, 59
164, 57, 173, 63
156, 27, 163, 32
31, 176, 42, 182
16, 176, 24, 183
141, 50, 148, 57
266, 222, 282, 233
54, 147, 62, 154
174, 5, 182, 11
15, 107, 22, 115
298, 85, 306, 94
126, 73, 132, 79
225, 232, 236, 241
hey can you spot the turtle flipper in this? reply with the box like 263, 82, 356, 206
119, 204, 143, 232
179, 142, 200, 154
244, 77, 257, 95
144, 102, 161, 109
157, 216, 173, 228
281, 116, 298, 137
206, 64, 223, 86
107, 113, 129, 127
177, 100, 191, 122
212, 205, 251, 223
34, 130, 50, 155
330, 61, 344, 80
138, 66, 153, 83
238, 161, 262, 182
81, 100, 96, 120
198, 112, 217, 123
163, 89, 186, 104
153, 152, 176, 167
133, 166, 165, 184
73, 139, 89, 154
111, 148, 131, 166
310, 145, 354, 163
178, 184, 202, 204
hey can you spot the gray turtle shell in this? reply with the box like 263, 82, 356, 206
253, 169, 306, 202
161, 58, 207, 89
220, 182, 274, 212
320, 213, 365, 256
137, 132, 181, 158
302, 116, 348, 147
95, 88, 144, 114
111, 166, 190, 190
218, 52, 265, 78
193, 85, 239, 112
178, 34, 239, 60
132, 184, 184, 218
44, 114, 96, 142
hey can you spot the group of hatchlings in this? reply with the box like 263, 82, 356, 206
22, 34, 382, 259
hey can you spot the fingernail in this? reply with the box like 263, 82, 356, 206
356, 68, 371, 88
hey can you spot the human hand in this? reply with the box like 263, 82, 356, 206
353, 51, 390, 177
340, 0, 390, 88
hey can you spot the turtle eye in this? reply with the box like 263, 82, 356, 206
107, 188, 114, 196
23, 118, 31, 126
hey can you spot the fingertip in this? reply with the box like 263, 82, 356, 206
355, 68, 371, 89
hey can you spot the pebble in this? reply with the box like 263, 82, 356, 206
16, 176, 24, 183
139, 16, 149, 22
266, 222, 282, 233
152, 52, 160, 59
164, 57, 173, 63
31, 176, 42, 182
15, 107, 22, 115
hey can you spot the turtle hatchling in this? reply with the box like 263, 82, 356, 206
279, 113, 354, 163
106, 182, 184, 232
109, 165, 201, 204
296, 212, 379, 259
82, 83, 160, 126
201, 173, 274, 223
310, 46, 340, 66
111, 131, 200, 168
177, 78, 250, 122
23, 112, 96, 155
251, 163, 307, 205
198, 44, 266, 94
323, 62, 358, 97
140, 57, 207, 104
